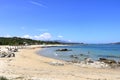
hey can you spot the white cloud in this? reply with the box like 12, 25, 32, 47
22, 35, 32, 39
58, 35, 63, 38
21, 33, 52, 40
3, 34, 11, 37
29, 1, 47, 8
68, 40, 72, 42
34, 33, 52, 40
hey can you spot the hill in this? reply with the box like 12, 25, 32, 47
0, 37, 61, 45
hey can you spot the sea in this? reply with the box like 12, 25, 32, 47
38, 44, 120, 62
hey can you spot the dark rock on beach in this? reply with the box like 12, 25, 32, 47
117, 61, 120, 67
0, 52, 15, 58
84, 58, 94, 63
98, 58, 117, 64
0, 52, 7, 58
118, 61, 120, 64
49, 62, 64, 66
6, 53, 15, 58
71, 60, 80, 63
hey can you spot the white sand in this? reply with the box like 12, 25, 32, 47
0, 45, 120, 80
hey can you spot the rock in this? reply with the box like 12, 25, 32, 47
70, 55, 78, 59
13, 48, 18, 52
6, 53, 11, 58
99, 58, 120, 68
56, 48, 72, 51
91, 61, 109, 68
84, 58, 94, 63
0, 52, 15, 58
6, 53, 15, 58
0, 52, 7, 58
75, 61, 109, 68
98, 58, 117, 64
118, 61, 120, 64
99, 58, 107, 60
49, 61, 64, 66
10, 48, 18, 52
80, 54, 84, 56
11, 53, 15, 57
98, 55, 120, 58
71, 60, 80, 63
79, 54, 89, 57
117, 61, 120, 67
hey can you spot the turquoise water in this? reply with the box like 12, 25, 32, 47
38, 44, 120, 61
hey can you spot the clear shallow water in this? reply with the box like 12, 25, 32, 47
38, 44, 120, 61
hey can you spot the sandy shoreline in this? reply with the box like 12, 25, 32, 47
0, 45, 120, 80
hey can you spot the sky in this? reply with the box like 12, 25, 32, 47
0, 0, 120, 43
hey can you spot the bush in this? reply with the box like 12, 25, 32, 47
0, 76, 8, 80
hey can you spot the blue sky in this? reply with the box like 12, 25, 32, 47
0, 0, 120, 43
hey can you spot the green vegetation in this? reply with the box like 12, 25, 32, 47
0, 37, 61, 45
0, 76, 8, 80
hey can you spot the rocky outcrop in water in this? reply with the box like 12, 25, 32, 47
70, 55, 78, 59
98, 55, 120, 58
56, 48, 72, 51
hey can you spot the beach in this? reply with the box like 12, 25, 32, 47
0, 45, 120, 80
